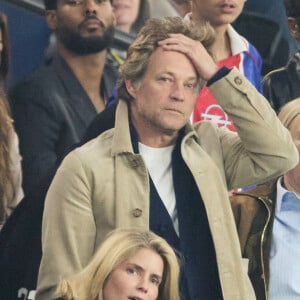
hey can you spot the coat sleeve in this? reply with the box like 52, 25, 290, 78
36, 151, 96, 300
208, 67, 298, 190
10, 82, 61, 196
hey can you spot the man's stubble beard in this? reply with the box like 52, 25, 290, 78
56, 19, 115, 55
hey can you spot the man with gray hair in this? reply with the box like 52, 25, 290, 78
37, 17, 298, 300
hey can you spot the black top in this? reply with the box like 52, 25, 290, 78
263, 50, 300, 113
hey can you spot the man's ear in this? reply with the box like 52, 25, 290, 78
45, 10, 58, 30
125, 80, 138, 99
288, 17, 300, 40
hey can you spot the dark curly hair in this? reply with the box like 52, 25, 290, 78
285, 0, 300, 18
44, 0, 57, 10
44, 0, 113, 10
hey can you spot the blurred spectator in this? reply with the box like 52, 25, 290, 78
110, 0, 178, 65
0, 12, 23, 230
263, 0, 300, 113
169, 0, 191, 17
233, 11, 289, 76
112, 0, 150, 35
55, 229, 180, 300
110, 0, 150, 64
0, 0, 51, 89
188, 0, 263, 131
148, 0, 178, 19
9, 0, 119, 196
243, 0, 300, 67
230, 98, 300, 300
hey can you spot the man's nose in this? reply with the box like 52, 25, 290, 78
170, 82, 185, 101
84, 0, 97, 15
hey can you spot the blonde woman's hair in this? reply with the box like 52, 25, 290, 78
277, 97, 300, 129
0, 13, 9, 80
0, 13, 13, 225
56, 229, 180, 300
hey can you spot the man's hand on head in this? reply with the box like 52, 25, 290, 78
158, 33, 219, 81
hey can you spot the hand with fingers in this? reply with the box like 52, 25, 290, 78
158, 33, 219, 81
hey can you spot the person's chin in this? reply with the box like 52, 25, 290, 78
80, 28, 104, 37
160, 122, 185, 135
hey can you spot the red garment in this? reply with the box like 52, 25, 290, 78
193, 54, 241, 131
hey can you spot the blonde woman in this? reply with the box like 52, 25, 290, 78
55, 229, 180, 300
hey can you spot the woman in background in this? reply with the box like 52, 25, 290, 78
110, 0, 150, 65
110, 0, 178, 64
112, 0, 150, 35
169, 0, 191, 17
55, 229, 180, 300
0, 12, 23, 229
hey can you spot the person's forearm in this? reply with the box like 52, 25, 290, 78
209, 67, 299, 188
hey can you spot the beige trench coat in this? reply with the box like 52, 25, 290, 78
36, 68, 298, 299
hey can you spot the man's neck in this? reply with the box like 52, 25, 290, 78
283, 169, 300, 196
131, 117, 179, 148
58, 44, 107, 112
138, 134, 178, 148
189, 11, 231, 62
211, 25, 232, 62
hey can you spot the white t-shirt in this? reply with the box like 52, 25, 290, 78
139, 142, 179, 235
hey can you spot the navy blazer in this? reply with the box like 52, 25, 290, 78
9, 54, 118, 195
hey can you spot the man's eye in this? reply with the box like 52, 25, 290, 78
65, 0, 108, 6
67, 0, 83, 6
184, 82, 197, 89
159, 77, 172, 83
